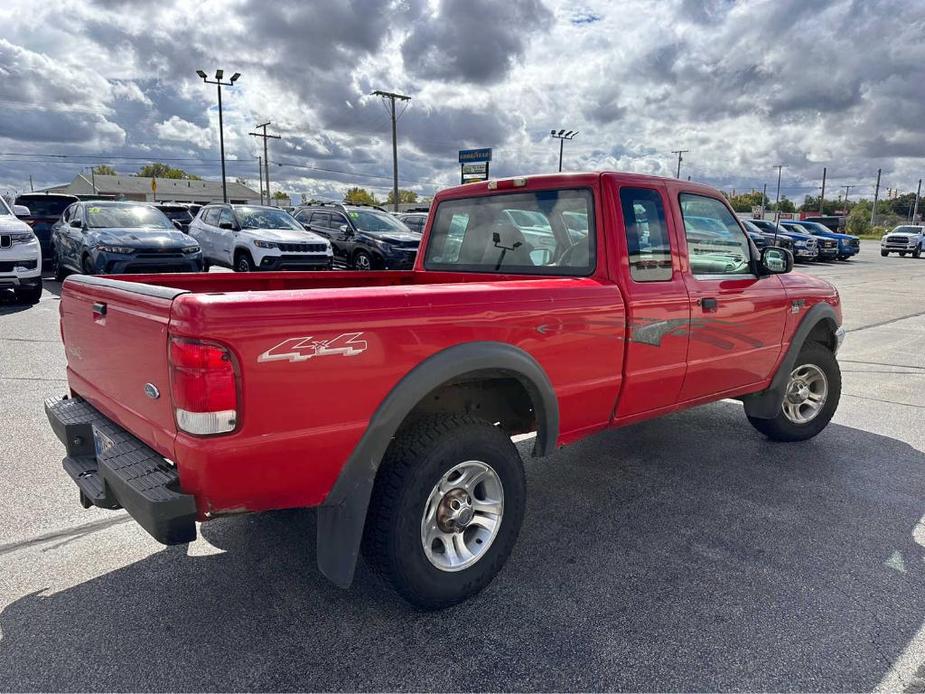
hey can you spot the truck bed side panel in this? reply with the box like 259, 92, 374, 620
168, 278, 625, 515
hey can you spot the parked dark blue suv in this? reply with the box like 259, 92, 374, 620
51, 201, 203, 278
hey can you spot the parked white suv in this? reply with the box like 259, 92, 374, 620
881, 225, 925, 258
0, 197, 42, 304
189, 204, 333, 272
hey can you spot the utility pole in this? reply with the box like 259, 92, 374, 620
761, 183, 768, 219
773, 164, 783, 226
671, 149, 689, 178
550, 129, 578, 173
372, 90, 411, 211
819, 167, 826, 215
842, 184, 854, 209
871, 168, 882, 227
257, 155, 264, 205
249, 121, 280, 206
29, 175, 33, 192
913, 178, 922, 223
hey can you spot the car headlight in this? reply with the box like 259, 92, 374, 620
10, 232, 36, 245
181, 245, 200, 254
794, 240, 806, 247
96, 244, 135, 254
254, 240, 277, 249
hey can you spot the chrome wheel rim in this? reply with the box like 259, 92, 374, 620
782, 363, 828, 424
355, 254, 371, 270
421, 460, 504, 572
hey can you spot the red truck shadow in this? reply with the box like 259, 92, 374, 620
1, 401, 923, 691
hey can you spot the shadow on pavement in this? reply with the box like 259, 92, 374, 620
1, 402, 923, 691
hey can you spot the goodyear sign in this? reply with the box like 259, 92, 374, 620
458, 148, 492, 163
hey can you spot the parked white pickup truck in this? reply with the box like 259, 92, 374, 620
881, 225, 925, 258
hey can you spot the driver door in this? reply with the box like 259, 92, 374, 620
676, 193, 789, 401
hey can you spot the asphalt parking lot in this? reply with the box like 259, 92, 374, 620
1, 240, 923, 691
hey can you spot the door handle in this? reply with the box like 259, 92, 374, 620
700, 297, 718, 312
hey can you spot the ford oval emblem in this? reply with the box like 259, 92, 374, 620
144, 383, 160, 400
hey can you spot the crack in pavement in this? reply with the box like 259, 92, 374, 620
0, 515, 132, 557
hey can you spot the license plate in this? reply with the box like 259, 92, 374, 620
93, 426, 115, 458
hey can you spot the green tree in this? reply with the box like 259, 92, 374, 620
799, 195, 839, 215
846, 199, 872, 235
772, 196, 796, 213
92, 164, 117, 175
137, 163, 201, 180
725, 190, 767, 213
272, 191, 288, 200
344, 187, 379, 205
386, 189, 418, 205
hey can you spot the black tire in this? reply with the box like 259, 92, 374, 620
899, 251, 907, 257
353, 250, 373, 271
53, 248, 68, 281
914, 247, 922, 259
81, 254, 94, 275
202, 259, 211, 272
363, 414, 526, 610
747, 342, 841, 442
880, 250, 889, 257
235, 251, 255, 272
15, 283, 42, 305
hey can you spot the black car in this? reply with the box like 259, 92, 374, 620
741, 219, 792, 251
294, 203, 420, 270
52, 200, 203, 278
154, 203, 195, 233
13, 193, 80, 264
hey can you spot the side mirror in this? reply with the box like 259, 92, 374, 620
219, 221, 235, 230
339, 224, 351, 234
69, 219, 83, 229
12, 204, 30, 217
301, 222, 312, 230
173, 220, 184, 231
758, 246, 793, 275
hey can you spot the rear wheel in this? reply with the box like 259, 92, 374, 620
747, 342, 841, 442
363, 415, 525, 610
234, 251, 255, 272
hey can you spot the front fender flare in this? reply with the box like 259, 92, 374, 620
741, 302, 839, 419
316, 341, 559, 588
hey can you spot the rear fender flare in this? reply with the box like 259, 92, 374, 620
741, 302, 839, 419
316, 341, 559, 588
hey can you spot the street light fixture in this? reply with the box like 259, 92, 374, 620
550, 129, 578, 172
196, 68, 241, 203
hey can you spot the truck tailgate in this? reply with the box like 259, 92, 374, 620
59, 275, 188, 459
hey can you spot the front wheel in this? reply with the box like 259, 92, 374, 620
880, 250, 889, 257
747, 342, 841, 442
899, 251, 907, 257
235, 251, 255, 272
363, 415, 526, 610
353, 250, 373, 271
81, 254, 94, 275
53, 248, 68, 281
914, 247, 922, 259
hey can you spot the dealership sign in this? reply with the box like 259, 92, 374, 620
459, 148, 492, 183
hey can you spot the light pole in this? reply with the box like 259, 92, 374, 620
196, 69, 240, 203
772, 164, 783, 227
550, 129, 578, 172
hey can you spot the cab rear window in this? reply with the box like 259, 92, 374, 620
424, 189, 594, 275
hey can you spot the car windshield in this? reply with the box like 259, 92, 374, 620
0, 198, 11, 215
86, 204, 174, 229
893, 226, 923, 234
347, 209, 409, 234
15, 196, 75, 217
235, 206, 302, 230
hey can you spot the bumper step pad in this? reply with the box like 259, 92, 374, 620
45, 396, 197, 544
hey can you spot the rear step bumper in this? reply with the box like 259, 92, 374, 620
45, 395, 197, 545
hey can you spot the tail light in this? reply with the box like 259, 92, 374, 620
168, 337, 239, 435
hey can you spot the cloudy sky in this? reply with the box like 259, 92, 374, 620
0, 0, 923, 203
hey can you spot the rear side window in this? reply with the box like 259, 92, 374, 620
310, 212, 331, 228
619, 188, 672, 282
202, 207, 219, 225
15, 196, 75, 217
679, 194, 752, 276
424, 188, 595, 275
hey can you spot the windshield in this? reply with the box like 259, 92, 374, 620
235, 206, 303, 230
15, 195, 75, 217
347, 209, 410, 234
0, 197, 11, 216
893, 226, 923, 234
86, 204, 174, 229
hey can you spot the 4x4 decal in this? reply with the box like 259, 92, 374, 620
258, 332, 368, 363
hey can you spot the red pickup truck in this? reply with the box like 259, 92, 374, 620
46, 172, 844, 609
